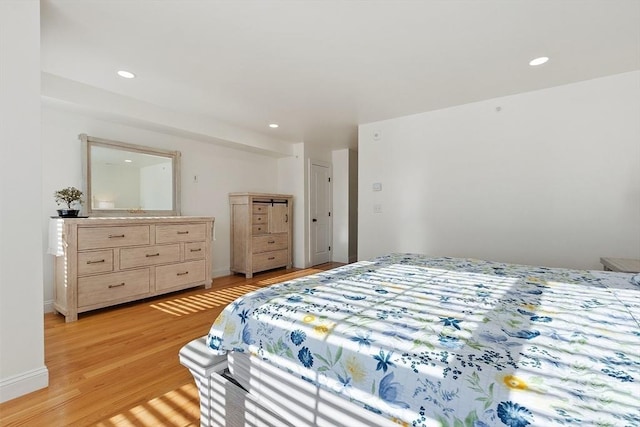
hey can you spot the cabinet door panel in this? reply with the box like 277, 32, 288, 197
269, 204, 290, 234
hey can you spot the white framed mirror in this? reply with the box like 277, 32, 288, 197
80, 134, 181, 216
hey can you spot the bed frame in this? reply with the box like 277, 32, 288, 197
180, 337, 395, 427
180, 337, 291, 427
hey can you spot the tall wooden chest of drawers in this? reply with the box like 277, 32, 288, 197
229, 193, 293, 278
52, 216, 214, 322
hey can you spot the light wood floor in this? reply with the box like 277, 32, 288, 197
0, 263, 343, 427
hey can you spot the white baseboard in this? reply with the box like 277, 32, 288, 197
212, 268, 231, 278
43, 299, 55, 313
0, 366, 49, 403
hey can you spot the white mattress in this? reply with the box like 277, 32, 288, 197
227, 352, 395, 427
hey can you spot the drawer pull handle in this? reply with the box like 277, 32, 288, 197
268, 240, 276, 244
285, 214, 288, 223
109, 283, 125, 288
177, 231, 189, 235
109, 234, 125, 238
190, 248, 202, 252
86, 259, 105, 264
146, 253, 160, 257
268, 257, 275, 260
177, 271, 189, 276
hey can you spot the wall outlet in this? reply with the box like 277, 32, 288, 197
372, 182, 382, 191
374, 203, 382, 213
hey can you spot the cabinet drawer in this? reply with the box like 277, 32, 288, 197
252, 224, 268, 235
78, 226, 150, 250
252, 250, 288, 272
252, 204, 269, 215
185, 242, 205, 260
78, 250, 113, 276
120, 244, 180, 269
252, 234, 288, 253
156, 260, 206, 290
78, 269, 150, 307
156, 223, 206, 243
252, 214, 267, 225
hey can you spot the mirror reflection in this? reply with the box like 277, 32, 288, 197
81, 134, 181, 216
91, 146, 173, 210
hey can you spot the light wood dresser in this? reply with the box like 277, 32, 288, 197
600, 257, 640, 273
229, 193, 293, 278
52, 216, 214, 322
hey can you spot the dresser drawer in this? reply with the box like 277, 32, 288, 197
252, 224, 268, 235
252, 213, 268, 225
252, 249, 288, 272
156, 260, 206, 290
252, 203, 269, 215
78, 226, 150, 250
185, 242, 205, 260
78, 269, 150, 307
78, 250, 113, 276
120, 244, 180, 269
156, 223, 206, 243
252, 233, 288, 253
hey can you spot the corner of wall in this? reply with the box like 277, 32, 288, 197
0, 367, 49, 404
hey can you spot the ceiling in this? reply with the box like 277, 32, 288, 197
40, 1, 640, 152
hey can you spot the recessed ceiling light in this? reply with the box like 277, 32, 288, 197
117, 70, 136, 79
124, 159, 132, 163
529, 57, 549, 66
269, 123, 279, 128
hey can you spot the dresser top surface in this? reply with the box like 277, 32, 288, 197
600, 257, 640, 273
53, 216, 214, 225
229, 192, 292, 198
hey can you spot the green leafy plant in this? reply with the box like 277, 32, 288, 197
54, 187, 84, 209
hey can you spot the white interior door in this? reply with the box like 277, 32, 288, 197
310, 162, 332, 266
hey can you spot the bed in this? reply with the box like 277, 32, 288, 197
180, 253, 640, 426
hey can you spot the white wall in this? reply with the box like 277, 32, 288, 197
348, 150, 358, 263
332, 150, 350, 263
278, 143, 307, 268
0, 0, 48, 402
332, 149, 358, 264
140, 162, 172, 210
92, 163, 140, 208
41, 106, 281, 308
359, 71, 640, 270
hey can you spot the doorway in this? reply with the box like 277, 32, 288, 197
309, 161, 332, 266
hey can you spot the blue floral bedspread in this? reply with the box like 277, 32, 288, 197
207, 254, 640, 426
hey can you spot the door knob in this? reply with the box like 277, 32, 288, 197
312, 218, 317, 222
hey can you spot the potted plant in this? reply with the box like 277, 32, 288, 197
54, 186, 84, 217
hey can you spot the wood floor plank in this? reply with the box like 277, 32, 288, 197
0, 263, 343, 426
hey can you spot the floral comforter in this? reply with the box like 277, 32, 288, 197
207, 254, 640, 426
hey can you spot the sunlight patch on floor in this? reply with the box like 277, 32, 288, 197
97, 383, 199, 427
257, 269, 324, 286
150, 285, 262, 316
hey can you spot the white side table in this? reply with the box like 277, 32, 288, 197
600, 257, 640, 273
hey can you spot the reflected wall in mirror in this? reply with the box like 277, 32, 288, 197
80, 134, 181, 216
